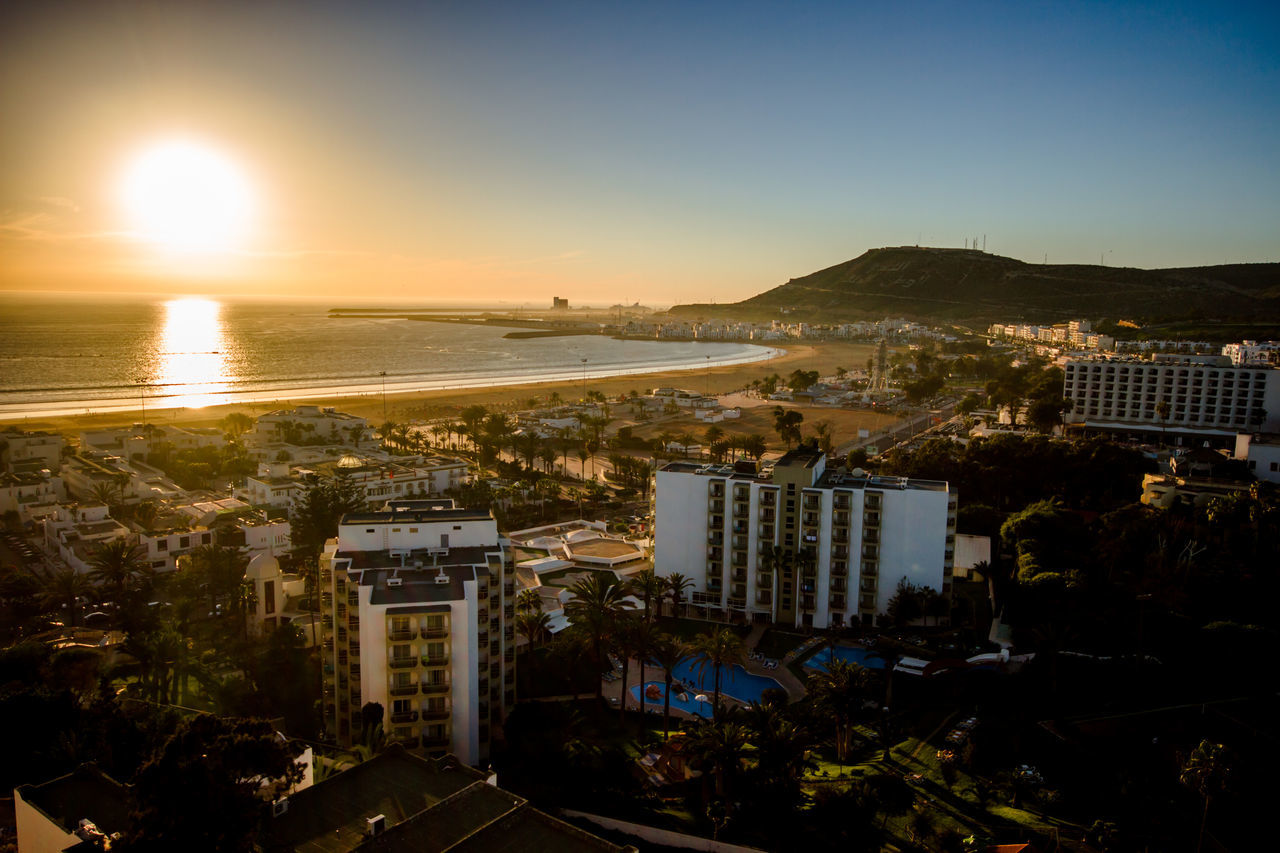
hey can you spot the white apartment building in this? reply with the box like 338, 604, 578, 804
1063, 356, 1280, 441
320, 501, 513, 766
1236, 433, 1280, 484
1222, 340, 1280, 366
653, 450, 956, 629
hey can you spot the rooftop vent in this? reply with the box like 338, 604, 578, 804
386, 577, 403, 588
367, 814, 387, 837
434, 567, 450, 585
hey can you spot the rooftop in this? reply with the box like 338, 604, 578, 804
258, 747, 631, 853
660, 461, 949, 492
15, 764, 132, 840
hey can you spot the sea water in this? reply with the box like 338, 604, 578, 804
0, 294, 776, 418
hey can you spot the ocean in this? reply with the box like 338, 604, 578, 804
0, 294, 776, 419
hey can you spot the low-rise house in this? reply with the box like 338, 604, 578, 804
42, 504, 132, 574
0, 469, 65, 522
0, 428, 65, 470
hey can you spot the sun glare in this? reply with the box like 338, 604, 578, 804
119, 140, 254, 253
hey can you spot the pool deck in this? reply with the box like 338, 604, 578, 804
602, 637, 808, 715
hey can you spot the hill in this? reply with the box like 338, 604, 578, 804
670, 247, 1280, 326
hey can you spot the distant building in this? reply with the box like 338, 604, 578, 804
552, 296, 569, 310
320, 501, 513, 765
1063, 356, 1280, 445
653, 449, 956, 628
0, 428, 64, 471
1235, 433, 1280, 484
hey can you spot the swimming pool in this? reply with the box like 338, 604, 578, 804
668, 656, 783, 704
631, 681, 714, 719
803, 645, 888, 672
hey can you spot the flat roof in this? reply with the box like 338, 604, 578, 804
342, 508, 493, 525
16, 765, 131, 839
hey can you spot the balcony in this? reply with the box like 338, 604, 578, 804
709, 483, 724, 497
800, 595, 815, 611
862, 530, 879, 544
731, 553, 747, 568
834, 494, 851, 510
860, 594, 876, 610
830, 595, 846, 611
390, 711, 418, 724
707, 531, 724, 545
830, 578, 847, 593
802, 496, 820, 511
350, 641, 361, 655
832, 511, 850, 527
421, 682, 450, 695
802, 512, 819, 526
421, 706, 450, 722
422, 653, 448, 667
759, 509, 776, 523
389, 657, 418, 670
756, 571, 773, 587
390, 684, 419, 697
421, 625, 448, 639
756, 591, 773, 606
760, 492, 776, 506
731, 583, 746, 599
348, 616, 360, 630
708, 498, 724, 513
733, 501, 750, 517
346, 593, 358, 607
730, 568, 747, 583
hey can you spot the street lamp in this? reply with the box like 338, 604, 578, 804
379, 371, 387, 421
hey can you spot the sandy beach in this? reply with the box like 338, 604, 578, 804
10, 340, 881, 435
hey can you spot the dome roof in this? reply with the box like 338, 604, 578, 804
246, 552, 281, 580
336, 454, 363, 469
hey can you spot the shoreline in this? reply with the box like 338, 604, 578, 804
6, 340, 880, 435
0, 346, 781, 422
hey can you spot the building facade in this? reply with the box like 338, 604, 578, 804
320, 501, 513, 766
1063, 356, 1280, 440
653, 450, 956, 629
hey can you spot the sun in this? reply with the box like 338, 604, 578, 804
119, 139, 255, 253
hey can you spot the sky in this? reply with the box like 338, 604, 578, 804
2, 0, 1278, 305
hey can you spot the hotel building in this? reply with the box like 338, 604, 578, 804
1063, 356, 1280, 443
320, 500, 513, 766
653, 449, 956, 629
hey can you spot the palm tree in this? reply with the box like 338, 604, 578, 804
689, 628, 746, 721
43, 568, 91, 628
807, 659, 872, 766
88, 538, 148, 604
631, 569, 666, 624
743, 701, 814, 802
666, 572, 692, 619
686, 715, 748, 800
516, 588, 541, 614
1156, 399, 1171, 447
564, 573, 635, 704
628, 618, 658, 727
1180, 739, 1232, 853
612, 613, 641, 723
514, 610, 551, 700
651, 634, 691, 740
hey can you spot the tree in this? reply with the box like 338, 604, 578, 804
807, 659, 872, 766
1155, 399, 1171, 446
514, 610, 551, 698
666, 572, 692, 619
1180, 739, 1232, 853
885, 577, 924, 627
630, 569, 666, 624
689, 628, 746, 721
772, 407, 804, 449
123, 715, 304, 852
563, 574, 635, 704
516, 588, 541, 614
89, 539, 148, 604
686, 715, 748, 800
290, 473, 366, 564
650, 634, 691, 740
43, 568, 91, 629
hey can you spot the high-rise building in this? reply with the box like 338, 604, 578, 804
653, 449, 956, 629
1063, 356, 1280, 442
320, 500, 513, 766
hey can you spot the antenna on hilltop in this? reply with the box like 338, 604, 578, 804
983, 234, 986, 252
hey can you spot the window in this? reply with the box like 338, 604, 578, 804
157, 539, 168, 552
264, 580, 276, 614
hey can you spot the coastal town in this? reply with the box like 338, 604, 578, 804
1, 318, 1276, 851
